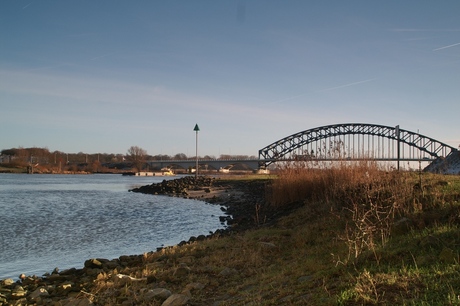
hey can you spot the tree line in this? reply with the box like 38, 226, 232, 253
0, 146, 257, 173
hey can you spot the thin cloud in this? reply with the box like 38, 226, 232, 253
320, 78, 376, 92
0, 68, 303, 124
391, 28, 428, 32
270, 78, 376, 104
391, 28, 460, 32
23, 2, 33, 9
433, 42, 460, 51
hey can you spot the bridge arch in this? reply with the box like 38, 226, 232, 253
258, 123, 456, 168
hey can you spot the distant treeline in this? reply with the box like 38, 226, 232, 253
0, 147, 257, 173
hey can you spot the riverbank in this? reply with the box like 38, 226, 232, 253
129, 175, 277, 232
2, 172, 459, 305
0, 175, 277, 305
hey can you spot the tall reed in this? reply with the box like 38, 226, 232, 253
268, 160, 416, 261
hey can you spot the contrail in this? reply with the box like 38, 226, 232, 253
321, 78, 376, 92
271, 78, 376, 104
23, 2, 32, 9
433, 42, 460, 51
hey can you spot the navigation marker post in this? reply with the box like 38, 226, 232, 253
194, 123, 200, 179
396, 125, 400, 171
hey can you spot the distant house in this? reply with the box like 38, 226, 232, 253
0, 155, 11, 163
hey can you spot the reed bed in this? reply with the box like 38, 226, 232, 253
266, 161, 460, 304
267, 160, 458, 261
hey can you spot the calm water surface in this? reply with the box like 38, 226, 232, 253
0, 174, 225, 279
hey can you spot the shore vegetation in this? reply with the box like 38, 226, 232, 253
87, 161, 460, 305
1, 161, 459, 305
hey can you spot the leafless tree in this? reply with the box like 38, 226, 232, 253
173, 153, 187, 160
127, 146, 147, 172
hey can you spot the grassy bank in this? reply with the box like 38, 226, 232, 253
11, 164, 459, 305
264, 162, 460, 305
86, 163, 459, 305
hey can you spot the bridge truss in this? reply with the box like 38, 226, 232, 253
258, 123, 457, 168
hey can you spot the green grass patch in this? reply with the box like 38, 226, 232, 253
87, 168, 460, 305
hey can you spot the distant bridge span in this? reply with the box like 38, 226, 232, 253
258, 123, 457, 169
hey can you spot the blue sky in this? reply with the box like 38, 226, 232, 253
1, 1, 459, 157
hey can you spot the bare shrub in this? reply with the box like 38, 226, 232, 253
268, 160, 417, 262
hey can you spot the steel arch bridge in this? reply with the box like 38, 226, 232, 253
258, 123, 457, 168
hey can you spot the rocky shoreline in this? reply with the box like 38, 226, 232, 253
129, 176, 270, 231
0, 176, 271, 305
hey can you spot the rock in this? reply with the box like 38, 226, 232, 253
173, 263, 191, 277
218, 267, 238, 277
259, 242, 277, 249
85, 268, 103, 277
29, 287, 49, 300
46, 273, 67, 282
54, 281, 74, 296
2, 278, 15, 286
119, 254, 143, 267
185, 282, 205, 291
131, 176, 216, 198
11, 285, 26, 298
60, 268, 77, 275
161, 293, 190, 306
297, 275, 313, 283
143, 288, 172, 302
22, 275, 38, 286
188, 236, 197, 242
61, 282, 73, 290
181, 289, 192, 298
84, 258, 103, 269
104, 259, 120, 270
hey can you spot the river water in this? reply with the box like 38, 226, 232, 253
0, 174, 225, 280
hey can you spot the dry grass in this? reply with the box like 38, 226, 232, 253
267, 161, 458, 261
267, 162, 460, 304
85, 164, 460, 305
